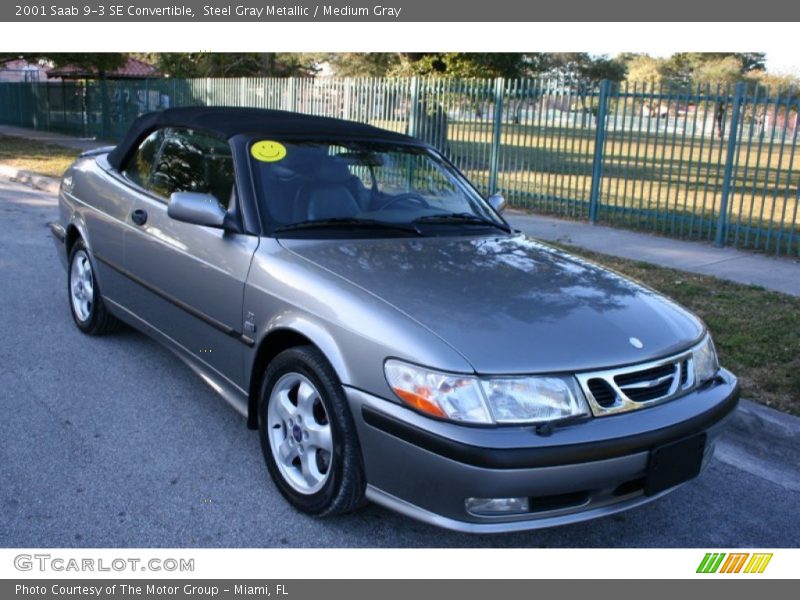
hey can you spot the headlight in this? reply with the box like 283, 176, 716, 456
693, 334, 720, 385
480, 376, 588, 424
384, 360, 589, 425
383, 360, 491, 423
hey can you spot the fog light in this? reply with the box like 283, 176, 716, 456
465, 497, 529, 516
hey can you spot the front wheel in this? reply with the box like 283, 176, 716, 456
258, 346, 366, 516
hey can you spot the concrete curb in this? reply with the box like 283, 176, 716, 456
728, 398, 800, 451
716, 399, 800, 492
0, 164, 60, 194
734, 398, 800, 440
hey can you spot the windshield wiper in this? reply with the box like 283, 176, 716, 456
413, 212, 511, 233
273, 217, 423, 236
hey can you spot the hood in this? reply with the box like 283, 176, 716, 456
280, 233, 704, 374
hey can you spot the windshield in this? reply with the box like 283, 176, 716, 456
249, 139, 508, 237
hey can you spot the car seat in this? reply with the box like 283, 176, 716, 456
296, 159, 362, 221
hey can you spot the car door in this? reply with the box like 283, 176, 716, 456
120, 127, 259, 390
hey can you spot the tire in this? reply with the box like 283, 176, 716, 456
68, 239, 122, 336
258, 346, 366, 516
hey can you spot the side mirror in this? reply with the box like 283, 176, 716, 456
168, 192, 227, 228
487, 192, 507, 214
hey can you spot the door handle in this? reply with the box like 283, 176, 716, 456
131, 209, 148, 226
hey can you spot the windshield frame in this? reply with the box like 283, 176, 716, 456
242, 134, 511, 239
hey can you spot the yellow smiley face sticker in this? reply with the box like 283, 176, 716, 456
251, 140, 287, 162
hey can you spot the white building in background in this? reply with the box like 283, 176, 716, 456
0, 59, 56, 82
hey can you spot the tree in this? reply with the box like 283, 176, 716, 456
522, 53, 626, 116
747, 71, 799, 92
574, 55, 627, 84
389, 53, 531, 78
624, 55, 665, 85
534, 53, 626, 85
153, 53, 319, 78
319, 53, 400, 77
732, 53, 767, 73
693, 56, 746, 86
661, 53, 766, 84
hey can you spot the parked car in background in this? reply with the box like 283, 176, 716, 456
51, 107, 739, 532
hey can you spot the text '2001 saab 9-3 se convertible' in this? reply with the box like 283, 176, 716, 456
51, 107, 739, 533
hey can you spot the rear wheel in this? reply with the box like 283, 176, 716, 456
258, 346, 366, 516
68, 239, 121, 336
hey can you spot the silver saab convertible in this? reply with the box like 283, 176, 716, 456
51, 107, 739, 532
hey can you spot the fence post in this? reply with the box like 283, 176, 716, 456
588, 79, 611, 223
408, 77, 420, 138
343, 78, 352, 120
287, 77, 298, 112
715, 82, 745, 247
81, 80, 88, 138
30, 82, 39, 129
17, 81, 23, 126
102, 79, 115, 140
61, 81, 68, 131
488, 77, 505, 194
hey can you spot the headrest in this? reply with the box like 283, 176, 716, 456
262, 146, 324, 180
315, 159, 353, 184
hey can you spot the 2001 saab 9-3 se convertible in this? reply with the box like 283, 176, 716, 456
51, 107, 740, 532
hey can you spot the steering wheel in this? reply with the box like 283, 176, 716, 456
378, 192, 431, 211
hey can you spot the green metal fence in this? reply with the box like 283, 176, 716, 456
1, 76, 798, 255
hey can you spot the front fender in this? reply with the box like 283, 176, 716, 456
258, 311, 353, 384
243, 239, 475, 401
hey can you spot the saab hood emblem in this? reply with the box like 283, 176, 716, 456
629, 337, 644, 349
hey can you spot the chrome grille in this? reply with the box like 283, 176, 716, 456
587, 378, 617, 407
614, 362, 677, 402
576, 349, 696, 417
679, 359, 690, 386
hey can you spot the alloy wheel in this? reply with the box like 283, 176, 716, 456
267, 372, 334, 495
70, 249, 94, 322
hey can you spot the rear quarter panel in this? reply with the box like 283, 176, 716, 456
61, 155, 134, 303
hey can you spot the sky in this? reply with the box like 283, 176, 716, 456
761, 53, 797, 75
599, 49, 799, 77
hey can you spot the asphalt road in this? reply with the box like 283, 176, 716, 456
1, 177, 798, 548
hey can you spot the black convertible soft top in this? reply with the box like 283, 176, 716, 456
106, 106, 420, 171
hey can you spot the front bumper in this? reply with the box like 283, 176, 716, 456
346, 368, 739, 533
